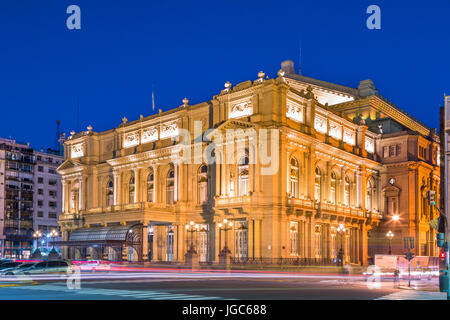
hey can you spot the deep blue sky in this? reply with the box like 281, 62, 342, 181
1, 1, 449, 150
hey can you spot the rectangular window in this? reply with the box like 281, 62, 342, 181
290, 222, 299, 256
37, 211, 44, 217
38, 177, 43, 184
38, 166, 44, 172
389, 145, 395, 157
48, 212, 57, 219
48, 201, 57, 208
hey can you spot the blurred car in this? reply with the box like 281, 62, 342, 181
1, 262, 37, 276
16, 260, 72, 275
0, 259, 13, 264
0, 261, 22, 270
80, 260, 111, 272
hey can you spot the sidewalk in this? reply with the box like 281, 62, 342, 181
377, 290, 447, 300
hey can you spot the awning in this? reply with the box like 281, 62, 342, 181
51, 224, 140, 247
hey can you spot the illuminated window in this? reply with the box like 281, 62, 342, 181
330, 172, 337, 204
166, 168, 175, 204
198, 164, 208, 204
290, 158, 299, 198
366, 178, 376, 211
238, 155, 249, 196
129, 175, 135, 204
344, 176, 351, 207
314, 167, 321, 203
106, 180, 114, 206
147, 169, 154, 203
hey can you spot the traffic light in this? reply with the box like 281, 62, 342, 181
438, 233, 446, 247
440, 249, 446, 260
438, 215, 447, 233
428, 190, 436, 206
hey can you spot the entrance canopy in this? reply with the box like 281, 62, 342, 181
52, 224, 141, 247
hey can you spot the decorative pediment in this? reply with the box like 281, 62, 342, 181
57, 159, 82, 172
213, 119, 257, 131
382, 184, 401, 197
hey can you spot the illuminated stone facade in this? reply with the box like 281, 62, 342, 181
57, 61, 440, 264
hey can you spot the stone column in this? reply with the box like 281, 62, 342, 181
360, 223, 368, 265
142, 223, 149, 261
113, 171, 119, 206
78, 177, 83, 211
61, 231, 69, 259
153, 165, 159, 203
174, 164, 178, 202
152, 225, 158, 261
134, 168, 140, 203
61, 180, 66, 213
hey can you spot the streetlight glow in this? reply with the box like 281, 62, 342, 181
392, 214, 399, 221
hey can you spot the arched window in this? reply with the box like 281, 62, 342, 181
330, 172, 337, 204
290, 158, 299, 198
166, 168, 175, 204
314, 167, 321, 202
106, 180, 114, 206
238, 155, 249, 196
129, 175, 135, 204
147, 169, 154, 203
344, 176, 351, 207
366, 178, 374, 211
197, 165, 208, 204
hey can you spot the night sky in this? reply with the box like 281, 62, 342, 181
1, 1, 449, 150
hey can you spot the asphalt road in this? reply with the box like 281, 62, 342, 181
0, 269, 416, 300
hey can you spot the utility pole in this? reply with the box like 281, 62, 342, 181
439, 94, 450, 299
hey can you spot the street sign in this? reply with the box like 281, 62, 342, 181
404, 237, 414, 250
405, 252, 414, 261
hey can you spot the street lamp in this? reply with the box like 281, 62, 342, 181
33, 230, 43, 253
219, 219, 233, 254
336, 224, 346, 266
49, 229, 58, 250
386, 230, 394, 255
392, 214, 400, 221
185, 221, 198, 253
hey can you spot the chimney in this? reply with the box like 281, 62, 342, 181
358, 79, 378, 97
281, 60, 295, 74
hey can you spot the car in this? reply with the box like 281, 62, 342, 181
0, 261, 22, 270
18, 260, 72, 275
1, 262, 37, 276
0, 259, 13, 264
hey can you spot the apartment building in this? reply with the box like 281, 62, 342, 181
33, 149, 63, 253
0, 138, 63, 258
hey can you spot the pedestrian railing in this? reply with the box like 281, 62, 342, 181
229, 257, 335, 266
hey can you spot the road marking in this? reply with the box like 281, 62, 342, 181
12, 284, 223, 300
0, 281, 39, 288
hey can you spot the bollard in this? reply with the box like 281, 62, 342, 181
439, 269, 449, 293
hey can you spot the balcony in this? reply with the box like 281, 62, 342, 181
215, 194, 252, 206
315, 201, 365, 217
4, 219, 33, 229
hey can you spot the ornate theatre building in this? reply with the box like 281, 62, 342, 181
56, 60, 441, 265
